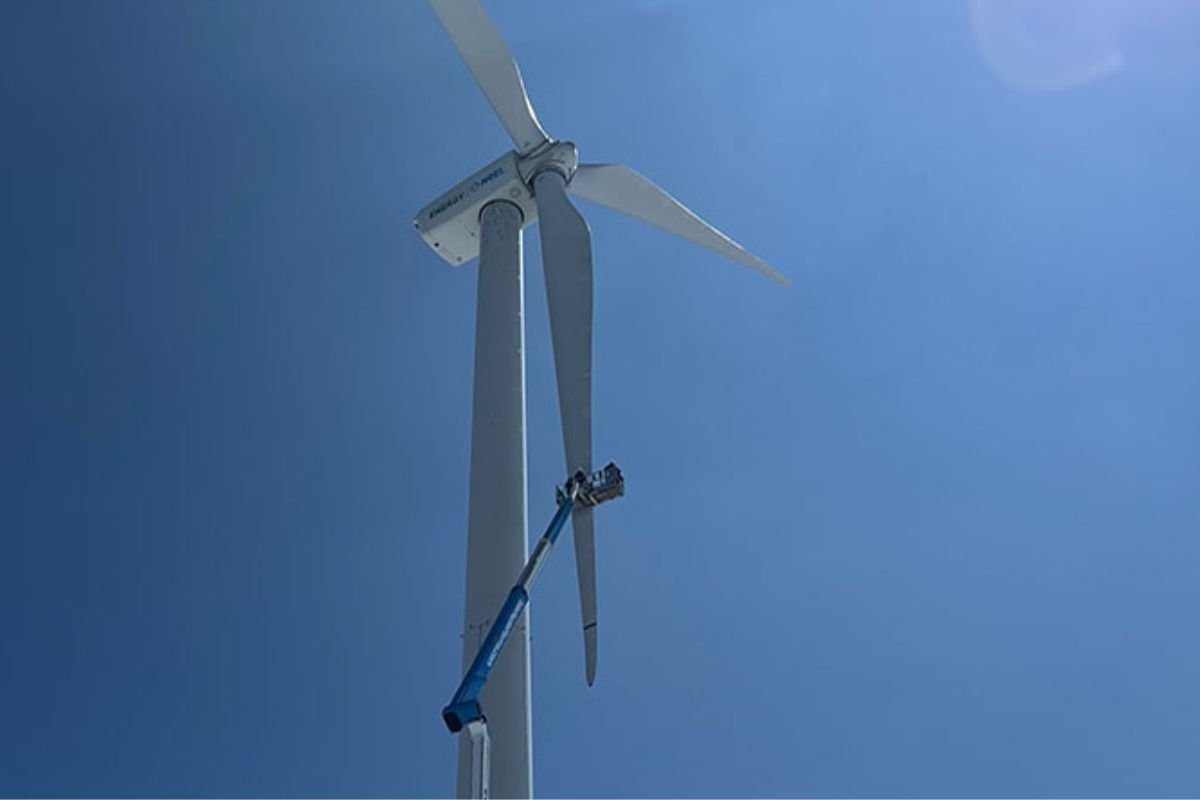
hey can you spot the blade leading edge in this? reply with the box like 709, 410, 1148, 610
568, 163, 789, 286
427, 0, 549, 155
533, 169, 598, 686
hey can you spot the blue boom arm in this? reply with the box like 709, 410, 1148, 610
442, 463, 624, 733
442, 481, 579, 732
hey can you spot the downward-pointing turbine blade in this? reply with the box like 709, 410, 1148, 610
533, 169, 598, 686
572, 506, 598, 686
427, 0, 549, 155
569, 163, 789, 286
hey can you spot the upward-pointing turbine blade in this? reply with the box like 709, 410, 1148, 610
569, 163, 789, 286
427, 0, 549, 155
533, 169, 598, 686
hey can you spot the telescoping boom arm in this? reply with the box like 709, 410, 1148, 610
443, 463, 624, 733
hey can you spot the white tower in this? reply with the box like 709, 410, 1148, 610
458, 200, 532, 798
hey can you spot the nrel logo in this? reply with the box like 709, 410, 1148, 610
470, 166, 505, 193
427, 165, 507, 221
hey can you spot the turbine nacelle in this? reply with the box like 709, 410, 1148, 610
413, 141, 579, 266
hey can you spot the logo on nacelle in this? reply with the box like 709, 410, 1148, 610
428, 165, 507, 221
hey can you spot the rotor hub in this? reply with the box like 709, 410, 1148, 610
518, 140, 579, 186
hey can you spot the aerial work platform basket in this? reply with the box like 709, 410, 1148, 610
561, 462, 624, 508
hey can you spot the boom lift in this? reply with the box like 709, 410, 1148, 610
443, 463, 624, 797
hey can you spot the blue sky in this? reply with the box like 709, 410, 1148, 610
3, 1, 1200, 796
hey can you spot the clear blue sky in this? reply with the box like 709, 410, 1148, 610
3, 1, 1200, 797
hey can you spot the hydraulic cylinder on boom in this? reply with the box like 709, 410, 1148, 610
443, 462, 624, 734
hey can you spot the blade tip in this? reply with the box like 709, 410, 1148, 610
584, 625, 597, 686
756, 261, 789, 287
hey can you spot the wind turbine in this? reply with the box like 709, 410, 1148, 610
414, 2, 786, 797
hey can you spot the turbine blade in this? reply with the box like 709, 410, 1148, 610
572, 506, 598, 686
427, 0, 550, 155
533, 169, 598, 685
569, 163, 789, 286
